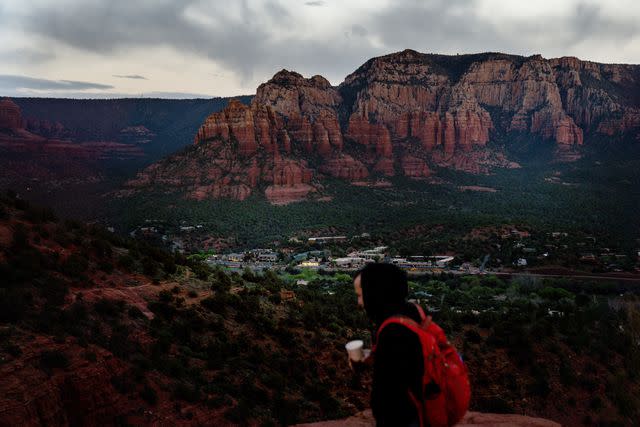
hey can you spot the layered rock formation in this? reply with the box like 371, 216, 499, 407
0, 98, 144, 162
0, 98, 23, 129
340, 50, 585, 149
129, 50, 640, 203
319, 155, 369, 181
0, 97, 145, 192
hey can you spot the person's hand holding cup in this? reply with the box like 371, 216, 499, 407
346, 340, 371, 371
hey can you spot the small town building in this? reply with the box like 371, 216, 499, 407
308, 236, 347, 244
257, 252, 278, 262
333, 257, 368, 268
299, 260, 320, 268
226, 253, 245, 262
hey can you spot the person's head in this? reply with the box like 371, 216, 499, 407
353, 262, 408, 324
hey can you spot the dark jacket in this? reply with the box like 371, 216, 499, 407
371, 302, 424, 427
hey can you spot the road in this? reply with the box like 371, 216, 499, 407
491, 271, 640, 283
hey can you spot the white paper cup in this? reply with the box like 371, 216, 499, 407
345, 340, 364, 362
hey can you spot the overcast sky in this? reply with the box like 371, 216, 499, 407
1, 0, 638, 98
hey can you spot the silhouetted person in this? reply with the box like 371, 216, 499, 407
353, 263, 423, 427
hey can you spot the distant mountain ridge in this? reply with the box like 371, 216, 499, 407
0, 96, 252, 217
127, 50, 640, 204
10, 96, 253, 159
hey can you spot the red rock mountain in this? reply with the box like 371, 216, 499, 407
0, 97, 146, 194
0, 98, 24, 129
128, 50, 640, 203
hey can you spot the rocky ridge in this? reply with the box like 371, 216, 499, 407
127, 50, 640, 203
294, 409, 561, 427
0, 98, 146, 192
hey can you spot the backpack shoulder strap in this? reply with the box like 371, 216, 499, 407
375, 303, 431, 348
375, 315, 437, 360
373, 315, 418, 352
412, 303, 429, 328
377, 315, 422, 339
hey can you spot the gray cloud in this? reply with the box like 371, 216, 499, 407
113, 74, 147, 80
568, 2, 640, 43
0, 75, 113, 91
2, 91, 214, 99
3, 0, 640, 99
368, 0, 519, 55
16, 0, 377, 85
367, 0, 640, 60
265, 0, 290, 20
351, 24, 368, 37
143, 91, 215, 99
0, 48, 55, 65
21, 1, 278, 80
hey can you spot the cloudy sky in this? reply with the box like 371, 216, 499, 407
1, 0, 639, 98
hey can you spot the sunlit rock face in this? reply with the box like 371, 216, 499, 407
129, 50, 640, 202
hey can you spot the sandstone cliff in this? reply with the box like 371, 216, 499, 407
0, 98, 23, 129
128, 50, 640, 203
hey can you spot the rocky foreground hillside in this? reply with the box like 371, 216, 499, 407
2, 194, 640, 426
127, 50, 640, 203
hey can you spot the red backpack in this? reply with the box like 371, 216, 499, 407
374, 304, 471, 427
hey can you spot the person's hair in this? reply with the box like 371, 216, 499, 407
356, 263, 408, 323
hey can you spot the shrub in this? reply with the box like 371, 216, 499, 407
529, 365, 551, 397
142, 257, 158, 277
94, 298, 124, 317
128, 305, 145, 319
147, 301, 176, 319
173, 381, 201, 403
200, 295, 227, 315
111, 374, 134, 394
225, 398, 255, 424
590, 396, 603, 411
117, 254, 135, 270
11, 225, 29, 251
0, 288, 29, 322
98, 261, 114, 273
65, 300, 88, 324
109, 325, 131, 358
25, 206, 57, 223
40, 350, 69, 373
465, 329, 483, 344
13, 197, 29, 211
539, 287, 574, 300
4, 343, 22, 357
40, 278, 69, 307
559, 360, 576, 386
61, 254, 89, 277
163, 259, 177, 275
158, 290, 173, 303
91, 239, 112, 258
140, 384, 158, 405
479, 396, 514, 414
272, 395, 301, 425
